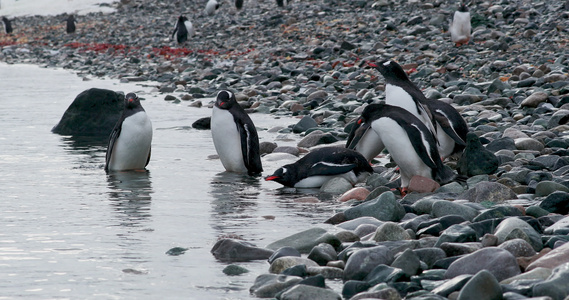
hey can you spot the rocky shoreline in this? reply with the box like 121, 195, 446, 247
3, 0, 569, 299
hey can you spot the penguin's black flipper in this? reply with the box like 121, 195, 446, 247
145, 147, 152, 167
105, 119, 124, 172
433, 111, 467, 146
346, 117, 369, 149
307, 162, 357, 177
399, 120, 438, 170
238, 121, 263, 176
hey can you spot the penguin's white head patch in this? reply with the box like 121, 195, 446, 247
282, 167, 288, 174
383, 61, 392, 67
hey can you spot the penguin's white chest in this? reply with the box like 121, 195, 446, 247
184, 21, 195, 36
354, 128, 384, 161
451, 11, 471, 42
371, 118, 432, 186
108, 112, 152, 171
211, 107, 248, 173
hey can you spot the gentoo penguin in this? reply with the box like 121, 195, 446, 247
172, 15, 194, 44
211, 90, 263, 176
369, 60, 467, 159
2, 17, 13, 34
450, 3, 471, 46
359, 103, 457, 194
346, 114, 385, 162
235, 0, 244, 10
66, 15, 76, 34
370, 60, 437, 138
105, 93, 153, 172
205, 0, 220, 16
265, 147, 373, 188
276, 0, 285, 7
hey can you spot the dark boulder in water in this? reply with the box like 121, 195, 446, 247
52, 88, 124, 137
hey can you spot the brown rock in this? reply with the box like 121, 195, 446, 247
526, 242, 569, 271
408, 175, 440, 193
337, 187, 370, 202
518, 248, 552, 271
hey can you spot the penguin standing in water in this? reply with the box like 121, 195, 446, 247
450, 2, 471, 46
357, 103, 457, 195
369, 60, 467, 160
66, 15, 76, 34
172, 15, 194, 44
2, 17, 13, 34
265, 147, 373, 188
105, 93, 153, 172
211, 90, 263, 176
205, 0, 220, 16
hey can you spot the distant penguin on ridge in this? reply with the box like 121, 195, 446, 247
66, 15, 76, 34
357, 103, 457, 195
235, 0, 244, 10
205, 0, 220, 16
211, 90, 263, 176
2, 17, 13, 34
105, 93, 153, 172
265, 147, 373, 188
172, 15, 194, 44
450, 2, 471, 46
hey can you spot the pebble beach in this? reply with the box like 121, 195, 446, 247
2, 0, 569, 299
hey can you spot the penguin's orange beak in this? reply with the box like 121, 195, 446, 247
368, 62, 378, 68
265, 176, 279, 181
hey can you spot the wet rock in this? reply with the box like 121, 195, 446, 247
498, 238, 537, 257
52, 88, 124, 137
278, 284, 342, 300
431, 274, 472, 297
268, 247, 301, 264
456, 270, 502, 300
343, 245, 394, 281
391, 248, 422, 277
342, 280, 371, 299
297, 130, 339, 148
320, 177, 353, 194
494, 217, 543, 252
413, 247, 447, 268
520, 91, 549, 108
191, 117, 211, 130
460, 182, 518, 204
223, 264, 249, 276
211, 239, 274, 262
543, 215, 569, 235
532, 262, 569, 300
250, 274, 302, 298
408, 175, 440, 193
539, 191, 569, 214
292, 115, 318, 133
364, 264, 407, 286
431, 201, 479, 221
527, 241, 569, 271
435, 224, 478, 247
445, 247, 521, 282
472, 206, 523, 222
269, 256, 319, 274
373, 222, 412, 242
343, 191, 405, 222
457, 132, 499, 176
308, 243, 337, 266
266, 227, 341, 254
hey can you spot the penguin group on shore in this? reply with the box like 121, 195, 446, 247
347, 59, 468, 194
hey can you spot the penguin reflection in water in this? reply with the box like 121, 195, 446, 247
211, 90, 263, 176
105, 93, 153, 172
265, 147, 373, 188
351, 103, 457, 195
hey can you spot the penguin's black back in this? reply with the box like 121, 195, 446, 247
173, 16, 188, 44
3, 17, 13, 34
235, 0, 244, 9
66, 15, 76, 34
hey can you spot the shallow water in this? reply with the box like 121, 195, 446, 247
0, 63, 340, 299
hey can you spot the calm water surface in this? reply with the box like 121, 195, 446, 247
0, 63, 340, 299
